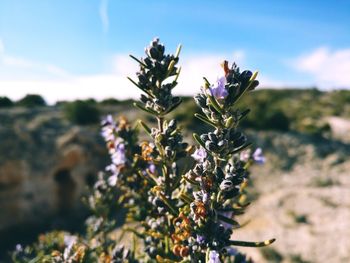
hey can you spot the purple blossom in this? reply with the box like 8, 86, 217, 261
218, 211, 234, 230
253, 148, 265, 164
239, 149, 251, 162
148, 163, 156, 174
196, 235, 205, 244
208, 250, 221, 263
101, 115, 117, 141
63, 234, 77, 260
15, 244, 23, 252
111, 143, 126, 165
101, 114, 114, 126
191, 147, 207, 162
105, 164, 118, 174
240, 148, 266, 164
225, 247, 238, 256
209, 76, 228, 100
101, 126, 115, 142
108, 174, 118, 186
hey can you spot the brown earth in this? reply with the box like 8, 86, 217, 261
0, 106, 349, 263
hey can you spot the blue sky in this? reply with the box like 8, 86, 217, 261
1, 0, 350, 103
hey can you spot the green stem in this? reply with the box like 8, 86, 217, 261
229, 238, 276, 247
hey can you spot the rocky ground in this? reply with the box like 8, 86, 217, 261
0, 107, 109, 254
0, 106, 349, 262
235, 132, 350, 263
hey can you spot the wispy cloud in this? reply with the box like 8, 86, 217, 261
0, 42, 69, 78
0, 39, 4, 54
0, 50, 253, 103
292, 47, 350, 88
99, 0, 109, 33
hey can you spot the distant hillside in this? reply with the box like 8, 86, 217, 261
1, 89, 350, 139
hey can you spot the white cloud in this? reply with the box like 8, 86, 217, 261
99, 0, 109, 33
175, 50, 246, 95
0, 44, 69, 78
0, 39, 4, 54
0, 74, 137, 104
258, 75, 285, 88
293, 47, 350, 88
1, 49, 281, 104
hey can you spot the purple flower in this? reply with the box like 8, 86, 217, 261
191, 147, 207, 162
240, 148, 266, 164
101, 126, 115, 142
239, 149, 251, 162
218, 211, 234, 230
209, 77, 228, 100
106, 164, 118, 174
253, 148, 265, 164
63, 234, 77, 260
101, 114, 114, 126
108, 174, 118, 186
208, 250, 221, 263
15, 244, 23, 252
196, 235, 205, 244
225, 247, 238, 256
111, 143, 126, 165
148, 163, 156, 174
101, 115, 116, 140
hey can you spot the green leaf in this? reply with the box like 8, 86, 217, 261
230, 142, 252, 155
238, 109, 250, 121
138, 120, 152, 136
229, 238, 276, 247
127, 77, 154, 98
163, 97, 182, 115
193, 133, 206, 149
217, 214, 240, 228
133, 102, 158, 115
182, 175, 200, 186
129, 54, 148, 68
194, 113, 217, 128
175, 44, 182, 58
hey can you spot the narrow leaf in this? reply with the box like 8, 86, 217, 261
127, 77, 154, 98
129, 54, 148, 68
193, 133, 206, 149
138, 120, 152, 136
229, 238, 276, 247
133, 102, 158, 115
194, 113, 217, 128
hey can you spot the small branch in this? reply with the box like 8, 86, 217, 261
229, 238, 276, 247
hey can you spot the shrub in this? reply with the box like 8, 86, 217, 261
11, 39, 275, 263
64, 100, 100, 125
0, 96, 14, 108
100, 98, 120, 105
264, 110, 290, 131
16, 94, 46, 107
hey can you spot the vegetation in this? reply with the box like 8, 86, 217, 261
63, 100, 100, 125
16, 94, 46, 107
0, 96, 14, 108
173, 88, 350, 137
11, 39, 275, 262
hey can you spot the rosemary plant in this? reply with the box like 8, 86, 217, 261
11, 38, 274, 263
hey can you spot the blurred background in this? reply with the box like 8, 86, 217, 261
0, 1, 349, 262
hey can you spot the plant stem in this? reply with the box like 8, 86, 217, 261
158, 116, 164, 132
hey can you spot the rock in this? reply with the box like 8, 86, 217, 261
0, 107, 108, 236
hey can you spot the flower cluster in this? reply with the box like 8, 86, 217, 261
11, 231, 137, 263
11, 39, 274, 263
125, 39, 274, 262
130, 38, 182, 115
172, 60, 275, 261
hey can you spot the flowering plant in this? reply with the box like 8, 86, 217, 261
11, 38, 274, 263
